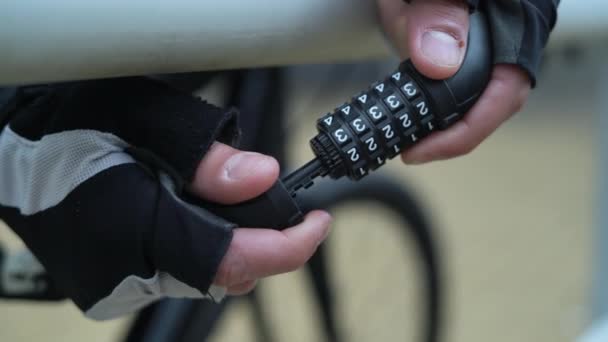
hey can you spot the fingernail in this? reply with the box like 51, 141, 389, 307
224, 152, 268, 181
421, 30, 463, 67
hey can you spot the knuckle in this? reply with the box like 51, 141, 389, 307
214, 244, 248, 286
242, 281, 258, 294
511, 99, 525, 114
228, 280, 258, 296
425, 0, 469, 24
459, 142, 477, 156
284, 254, 307, 272
441, 137, 478, 159
441, 123, 478, 158
213, 260, 234, 287
213, 264, 230, 287
511, 88, 530, 114
492, 65, 531, 115
445, 141, 476, 158
283, 246, 314, 272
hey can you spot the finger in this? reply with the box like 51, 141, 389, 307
189, 142, 280, 204
376, 0, 410, 54
406, 0, 470, 80
226, 280, 258, 296
213, 211, 332, 287
401, 64, 531, 164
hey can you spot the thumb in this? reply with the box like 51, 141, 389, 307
213, 211, 332, 288
188, 142, 279, 205
406, 0, 470, 80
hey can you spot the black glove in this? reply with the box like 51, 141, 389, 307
0, 78, 241, 320
475, 0, 559, 86
407, 0, 560, 86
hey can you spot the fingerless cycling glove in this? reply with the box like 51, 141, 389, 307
0, 78, 240, 320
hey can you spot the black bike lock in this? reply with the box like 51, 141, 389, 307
198, 11, 492, 230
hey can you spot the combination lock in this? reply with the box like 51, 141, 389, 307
199, 11, 492, 229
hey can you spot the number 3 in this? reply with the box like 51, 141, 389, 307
386, 95, 400, 109
403, 83, 417, 97
352, 118, 366, 132
334, 128, 348, 142
368, 106, 383, 120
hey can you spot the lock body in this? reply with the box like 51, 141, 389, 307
311, 11, 492, 181
204, 11, 492, 229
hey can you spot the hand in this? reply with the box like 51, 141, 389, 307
0, 78, 331, 319
190, 142, 332, 295
377, 0, 531, 164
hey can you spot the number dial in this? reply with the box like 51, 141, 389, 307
314, 68, 435, 180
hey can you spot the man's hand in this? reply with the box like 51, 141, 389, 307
377, 0, 531, 164
0, 78, 331, 319
190, 142, 332, 295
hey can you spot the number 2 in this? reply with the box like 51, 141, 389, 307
399, 113, 412, 128
382, 125, 394, 140
416, 101, 429, 116
347, 147, 360, 162
365, 137, 378, 152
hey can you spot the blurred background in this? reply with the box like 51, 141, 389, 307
0, 1, 604, 341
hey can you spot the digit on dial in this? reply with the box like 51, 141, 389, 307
382, 124, 395, 140
365, 137, 378, 152
402, 82, 418, 99
347, 147, 360, 162
333, 128, 351, 145
351, 118, 367, 133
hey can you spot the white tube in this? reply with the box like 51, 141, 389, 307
1, 0, 604, 85
0, 0, 391, 85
